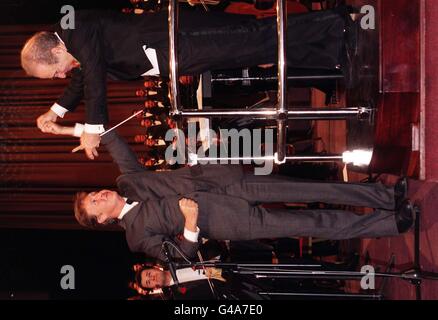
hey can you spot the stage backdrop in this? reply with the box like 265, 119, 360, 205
0, 24, 148, 230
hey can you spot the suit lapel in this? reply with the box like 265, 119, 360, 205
118, 202, 142, 230
116, 174, 143, 201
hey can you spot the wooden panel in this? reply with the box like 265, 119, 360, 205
312, 88, 347, 154
381, 0, 420, 92
370, 92, 420, 175
425, 0, 438, 180
374, 93, 419, 147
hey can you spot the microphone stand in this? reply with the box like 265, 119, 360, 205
161, 241, 180, 286
161, 206, 438, 300
161, 240, 221, 299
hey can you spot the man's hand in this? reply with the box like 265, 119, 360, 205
45, 121, 75, 136
179, 198, 199, 232
44, 121, 64, 135
72, 132, 101, 160
37, 110, 58, 133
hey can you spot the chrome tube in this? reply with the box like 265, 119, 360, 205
284, 155, 343, 162
168, 0, 186, 159
276, 0, 287, 163
211, 74, 344, 82
178, 108, 365, 120
192, 155, 343, 163
168, 0, 180, 115
276, 0, 287, 115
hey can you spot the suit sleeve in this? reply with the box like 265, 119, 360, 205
66, 19, 109, 124
101, 130, 145, 174
56, 68, 84, 111
139, 233, 199, 262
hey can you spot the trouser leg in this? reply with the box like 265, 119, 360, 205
174, 8, 345, 74
247, 206, 399, 240
223, 174, 395, 210
193, 191, 399, 241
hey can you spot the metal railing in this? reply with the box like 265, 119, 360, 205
166, 0, 369, 165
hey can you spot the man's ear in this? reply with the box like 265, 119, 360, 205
100, 190, 113, 199
51, 45, 65, 57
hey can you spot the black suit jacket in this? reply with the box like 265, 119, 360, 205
102, 131, 243, 261
145, 125, 168, 139
54, 10, 257, 124
55, 9, 345, 124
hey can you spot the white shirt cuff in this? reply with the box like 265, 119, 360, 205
141, 46, 160, 76
84, 124, 105, 134
50, 103, 68, 118
183, 227, 200, 243
73, 123, 85, 137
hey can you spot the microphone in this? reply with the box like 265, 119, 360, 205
162, 240, 179, 286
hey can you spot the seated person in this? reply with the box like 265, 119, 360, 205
130, 261, 268, 300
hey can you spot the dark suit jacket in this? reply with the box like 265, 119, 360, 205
102, 131, 243, 261
146, 124, 168, 139
54, 10, 258, 124
145, 106, 170, 115
161, 274, 268, 300
54, 9, 345, 124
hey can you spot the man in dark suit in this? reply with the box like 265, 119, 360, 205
61, 124, 413, 262
21, 7, 351, 159
131, 262, 267, 300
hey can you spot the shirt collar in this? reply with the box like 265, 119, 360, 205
118, 198, 139, 220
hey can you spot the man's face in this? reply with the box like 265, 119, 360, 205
136, 90, 145, 97
141, 268, 167, 289
166, 118, 175, 128
143, 80, 155, 88
134, 135, 146, 143
144, 100, 157, 108
32, 45, 78, 79
82, 190, 121, 224
145, 138, 155, 146
141, 119, 152, 127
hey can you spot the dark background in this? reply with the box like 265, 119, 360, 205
0, 0, 143, 300
0, 0, 131, 24
0, 228, 139, 299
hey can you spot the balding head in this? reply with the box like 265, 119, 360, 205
21, 31, 59, 75
21, 31, 78, 79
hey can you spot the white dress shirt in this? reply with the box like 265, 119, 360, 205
169, 268, 208, 286
116, 198, 200, 243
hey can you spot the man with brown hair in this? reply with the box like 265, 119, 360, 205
35, 119, 411, 262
